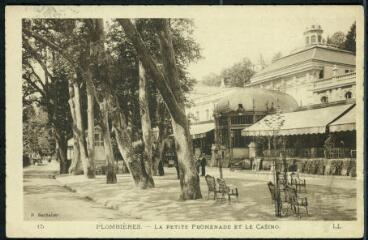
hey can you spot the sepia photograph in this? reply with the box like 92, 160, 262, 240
6, 5, 364, 238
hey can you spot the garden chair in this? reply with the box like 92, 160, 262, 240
284, 185, 308, 217
205, 175, 219, 200
268, 181, 287, 210
216, 178, 239, 202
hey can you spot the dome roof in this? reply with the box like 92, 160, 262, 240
214, 88, 298, 114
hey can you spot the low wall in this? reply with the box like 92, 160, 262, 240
232, 148, 249, 159
257, 157, 356, 177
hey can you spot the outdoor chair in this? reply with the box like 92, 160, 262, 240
284, 185, 308, 217
290, 173, 307, 193
216, 178, 239, 202
205, 175, 220, 200
268, 181, 288, 204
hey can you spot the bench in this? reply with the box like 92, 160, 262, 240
216, 178, 239, 202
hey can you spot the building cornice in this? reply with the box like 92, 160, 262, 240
249, 59, 355, 86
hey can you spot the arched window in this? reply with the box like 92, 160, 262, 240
311, 35, 316, 44
345, 91, 352, 99
318, 35, 322, 43
306, 36, 310, 45
321, 96, 328, 103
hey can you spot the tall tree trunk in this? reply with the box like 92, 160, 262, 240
86, 69, 95, 178
156, 19, 201, 199
138, 61, 154, 176
55, 129, 68, 174
99, 100, 117, 184
111, 102, 154, 189
72, 79, 93, 178
153, 97, 167, 176
67, 83, 83, 175
69, 135, 82, 175
118, 19, 201, 199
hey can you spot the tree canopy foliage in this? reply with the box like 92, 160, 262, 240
201, 58, 255, 87
327, 22, 356, 53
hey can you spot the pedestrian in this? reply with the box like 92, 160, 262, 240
195, 157, 201, 174
158, 160, 165, 176
201, 154, 207, 176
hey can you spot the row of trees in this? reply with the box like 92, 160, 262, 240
22, 18, 202, 200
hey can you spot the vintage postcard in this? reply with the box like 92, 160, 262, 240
5, 5, 364, 238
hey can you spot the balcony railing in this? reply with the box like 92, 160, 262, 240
262, 147, 355, 159
314, 72, 356, 92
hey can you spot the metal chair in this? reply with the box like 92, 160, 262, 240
205, 175, 219, 200
216, 178, 239, 202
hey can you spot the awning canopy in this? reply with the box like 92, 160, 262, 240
242, 104, 354, 136
329, 105, 355, 132
190, 122, 214, 139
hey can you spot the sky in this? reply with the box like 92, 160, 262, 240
187, 7, 358, 82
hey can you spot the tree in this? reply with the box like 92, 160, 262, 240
343, 22, 356, 53
89, 19, 155, 186
327, 31, 346, 49
118, 19, 202, 200
22, 19, 95, 177
202, 58, 255, 87
106, 19, 201, 176
22, 21, 73, 173
23, 105, 55, 158
23, 19, 156, 187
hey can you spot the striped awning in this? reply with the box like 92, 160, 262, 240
190, 122, 214, 139
242, 104, 354, 136
329, 105, 355, 132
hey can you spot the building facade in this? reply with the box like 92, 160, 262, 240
247, 25, 356, 106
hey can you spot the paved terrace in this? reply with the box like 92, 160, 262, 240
55, 166, 357, 221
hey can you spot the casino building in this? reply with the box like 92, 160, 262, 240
187, 24, 357, 174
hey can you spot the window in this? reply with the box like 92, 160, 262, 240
345, 91, 352, 99
95, 133, 103, 146
206, 109, 210, 120
321, 96, 328, 103
318, 35, 322, 43
319, 69, 324, 79
195, 111, 200, 122
305, 36, 309, 45
345, 69, 350, 74
311, 35, 316, 44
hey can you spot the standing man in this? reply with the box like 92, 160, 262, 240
200, 153, 207, 177
195, 156, 201, 174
